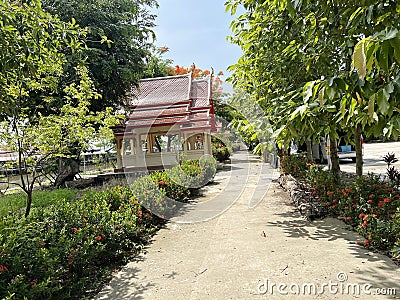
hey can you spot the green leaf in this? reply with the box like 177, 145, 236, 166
347, 7, 363, 28
356, 92, 363, 104
376, 89, 390, 115
366, 39, 377, 72
378, 41, 390, 74
366, 5, 373, 24
303, 81, 314, 102
389, 36, 400, 65
383, 28, 398, 41
351, 97, 357, 113
290, 104, 307, 120
353, 39, 366, 80
392, 128, 399, 141
318, 87, 325, 106
373, 112, 379, 122
327, 77, 334, 87
340, 97, 347, 116
286, 0, 296, 18
384, 82, 394, 94
325, 105, 336, 112
368, 94, 375, 121
326, 86, 335, 100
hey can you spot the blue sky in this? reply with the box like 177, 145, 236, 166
152, 0, 243, 80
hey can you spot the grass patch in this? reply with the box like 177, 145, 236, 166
0, 189, 79, 217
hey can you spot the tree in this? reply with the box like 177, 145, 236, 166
41, 0, 158, 111
7, 0, 158, 186
226, 0, 400, 177
142, 46, 175, 78
0, 0, 116, 217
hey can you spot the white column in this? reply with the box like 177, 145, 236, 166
182, 132, 188, 153
204, 132, 212, 155
135, 132, 144, 167
130, 137, 135, 155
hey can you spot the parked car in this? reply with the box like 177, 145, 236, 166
296, 135, 363, 163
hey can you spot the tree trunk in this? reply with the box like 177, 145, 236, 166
306, 140, 313, 160
25, 190, 33, 218
330, 136, 340, 179
354, 125, 363, 177
54, 158, 80, 188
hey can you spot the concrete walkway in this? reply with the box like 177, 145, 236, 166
96, 151, 400, 299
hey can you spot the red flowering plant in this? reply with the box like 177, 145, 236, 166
280, 154, 314, 179
306, 167, 343, 215
0, 185, 160, 299
285, 154, 400, 257
166, 159, 206, 193
212, 141, 231, 162
150, 170, 191, 202
131, 175, 175, 218
351, 174, 400, 251
149, 158, 216, 202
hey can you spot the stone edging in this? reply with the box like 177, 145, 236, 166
278, 174, 325, 220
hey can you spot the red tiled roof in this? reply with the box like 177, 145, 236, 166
131, 74, 191, 107
189, 112, 209, 121
127, 106, 189, 121
126, 116, 188, 128
191, 78, 211, 108
114, 73, 215, 131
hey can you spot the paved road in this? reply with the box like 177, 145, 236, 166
95, 151, 399, 300
339, 142, 400, 175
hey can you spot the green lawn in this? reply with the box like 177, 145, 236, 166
0, 189, 79, 217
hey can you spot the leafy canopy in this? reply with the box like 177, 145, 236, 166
226, 0, 400, 146
41, 0, 159, 110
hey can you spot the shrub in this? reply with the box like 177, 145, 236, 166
172, 160, 204, 188
0, 157, 218, 299
211, 136, 230, 162
308, 171, 399, 255
149, 157, 216, 204
391, 211, 400, 259
283, 155, 400, 260
280, 154, 314, 179
133, 174, 176, 218
198, 155, 217, 185
0, 186, 160, 300
150, 170, 191, 203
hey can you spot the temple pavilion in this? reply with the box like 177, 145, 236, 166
111, 73, 217, 172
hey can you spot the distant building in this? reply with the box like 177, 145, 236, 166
0, 152, 18, 175
0, 152, 17, 163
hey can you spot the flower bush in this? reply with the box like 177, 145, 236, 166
150, 157, 217, 202
0, 186, 161, 299
132, 175, 174, 218
211, 136, 231, 162
280, 154, 314, 179
282, 154, 400, 262
0, 157, 218, 299
150, 170, 191, 202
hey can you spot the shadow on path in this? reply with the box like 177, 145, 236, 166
267, 209, 400, 293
